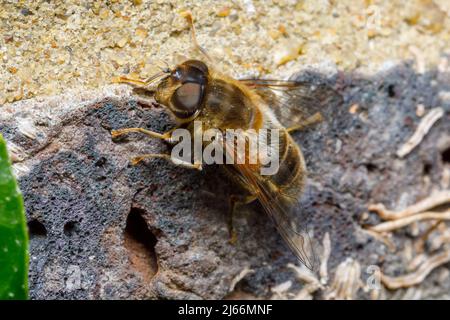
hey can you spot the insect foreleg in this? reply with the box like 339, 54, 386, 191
115, 76, 148, 87
130, 153, 202, 170
111, 127, 178, 144
115, 71, 167, 89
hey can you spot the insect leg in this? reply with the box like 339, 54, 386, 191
286, 112, 324, 133
181, 11, 213, 63
131, 153, 202, 170
111, 127, 174, 143
115, 76, 148, 87
228, 194, 258, 244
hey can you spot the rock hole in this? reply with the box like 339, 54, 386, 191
387, 84, 396, 98
95, 156, 107, 167
64, 221, 79, 236
124, 208, 158, 281
365, 163, 377, 173
28, 219, 47, 239
423, 162, 432, 176
442, 147, 450, 164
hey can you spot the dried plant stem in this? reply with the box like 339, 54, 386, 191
324, 258, 362, 300
396, 107, 444, 158
407, 253, 427, 272
368, 190, 450, 220
381, 250, 450, 290
320, 232, 331, 284
369, 210, 450, 233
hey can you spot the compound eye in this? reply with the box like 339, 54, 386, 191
172, 82, 203, 113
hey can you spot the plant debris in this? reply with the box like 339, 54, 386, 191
396, 107, 444, 158
381, 249, 450, 290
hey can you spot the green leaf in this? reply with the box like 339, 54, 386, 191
0, 134, 28, 300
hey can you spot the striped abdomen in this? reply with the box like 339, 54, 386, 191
266, 129, 307, 204
199, 76, 307, 205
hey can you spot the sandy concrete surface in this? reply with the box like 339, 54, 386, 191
1, 0, 450, 104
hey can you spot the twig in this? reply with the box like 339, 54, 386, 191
368, 190, 450, 220
396, 107, 444, 158
368, 210, 450, 233
407, 253, 427, 272
324, 258, 363, 300
381, 250, 450, 290
320, 232, 331, 284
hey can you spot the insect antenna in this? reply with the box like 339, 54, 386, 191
181, 11, 213, 63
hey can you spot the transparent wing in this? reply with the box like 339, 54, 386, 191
239, 79, 343, 128
222, 133, 317, 270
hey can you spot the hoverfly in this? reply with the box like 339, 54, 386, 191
111, 12, 342, 270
